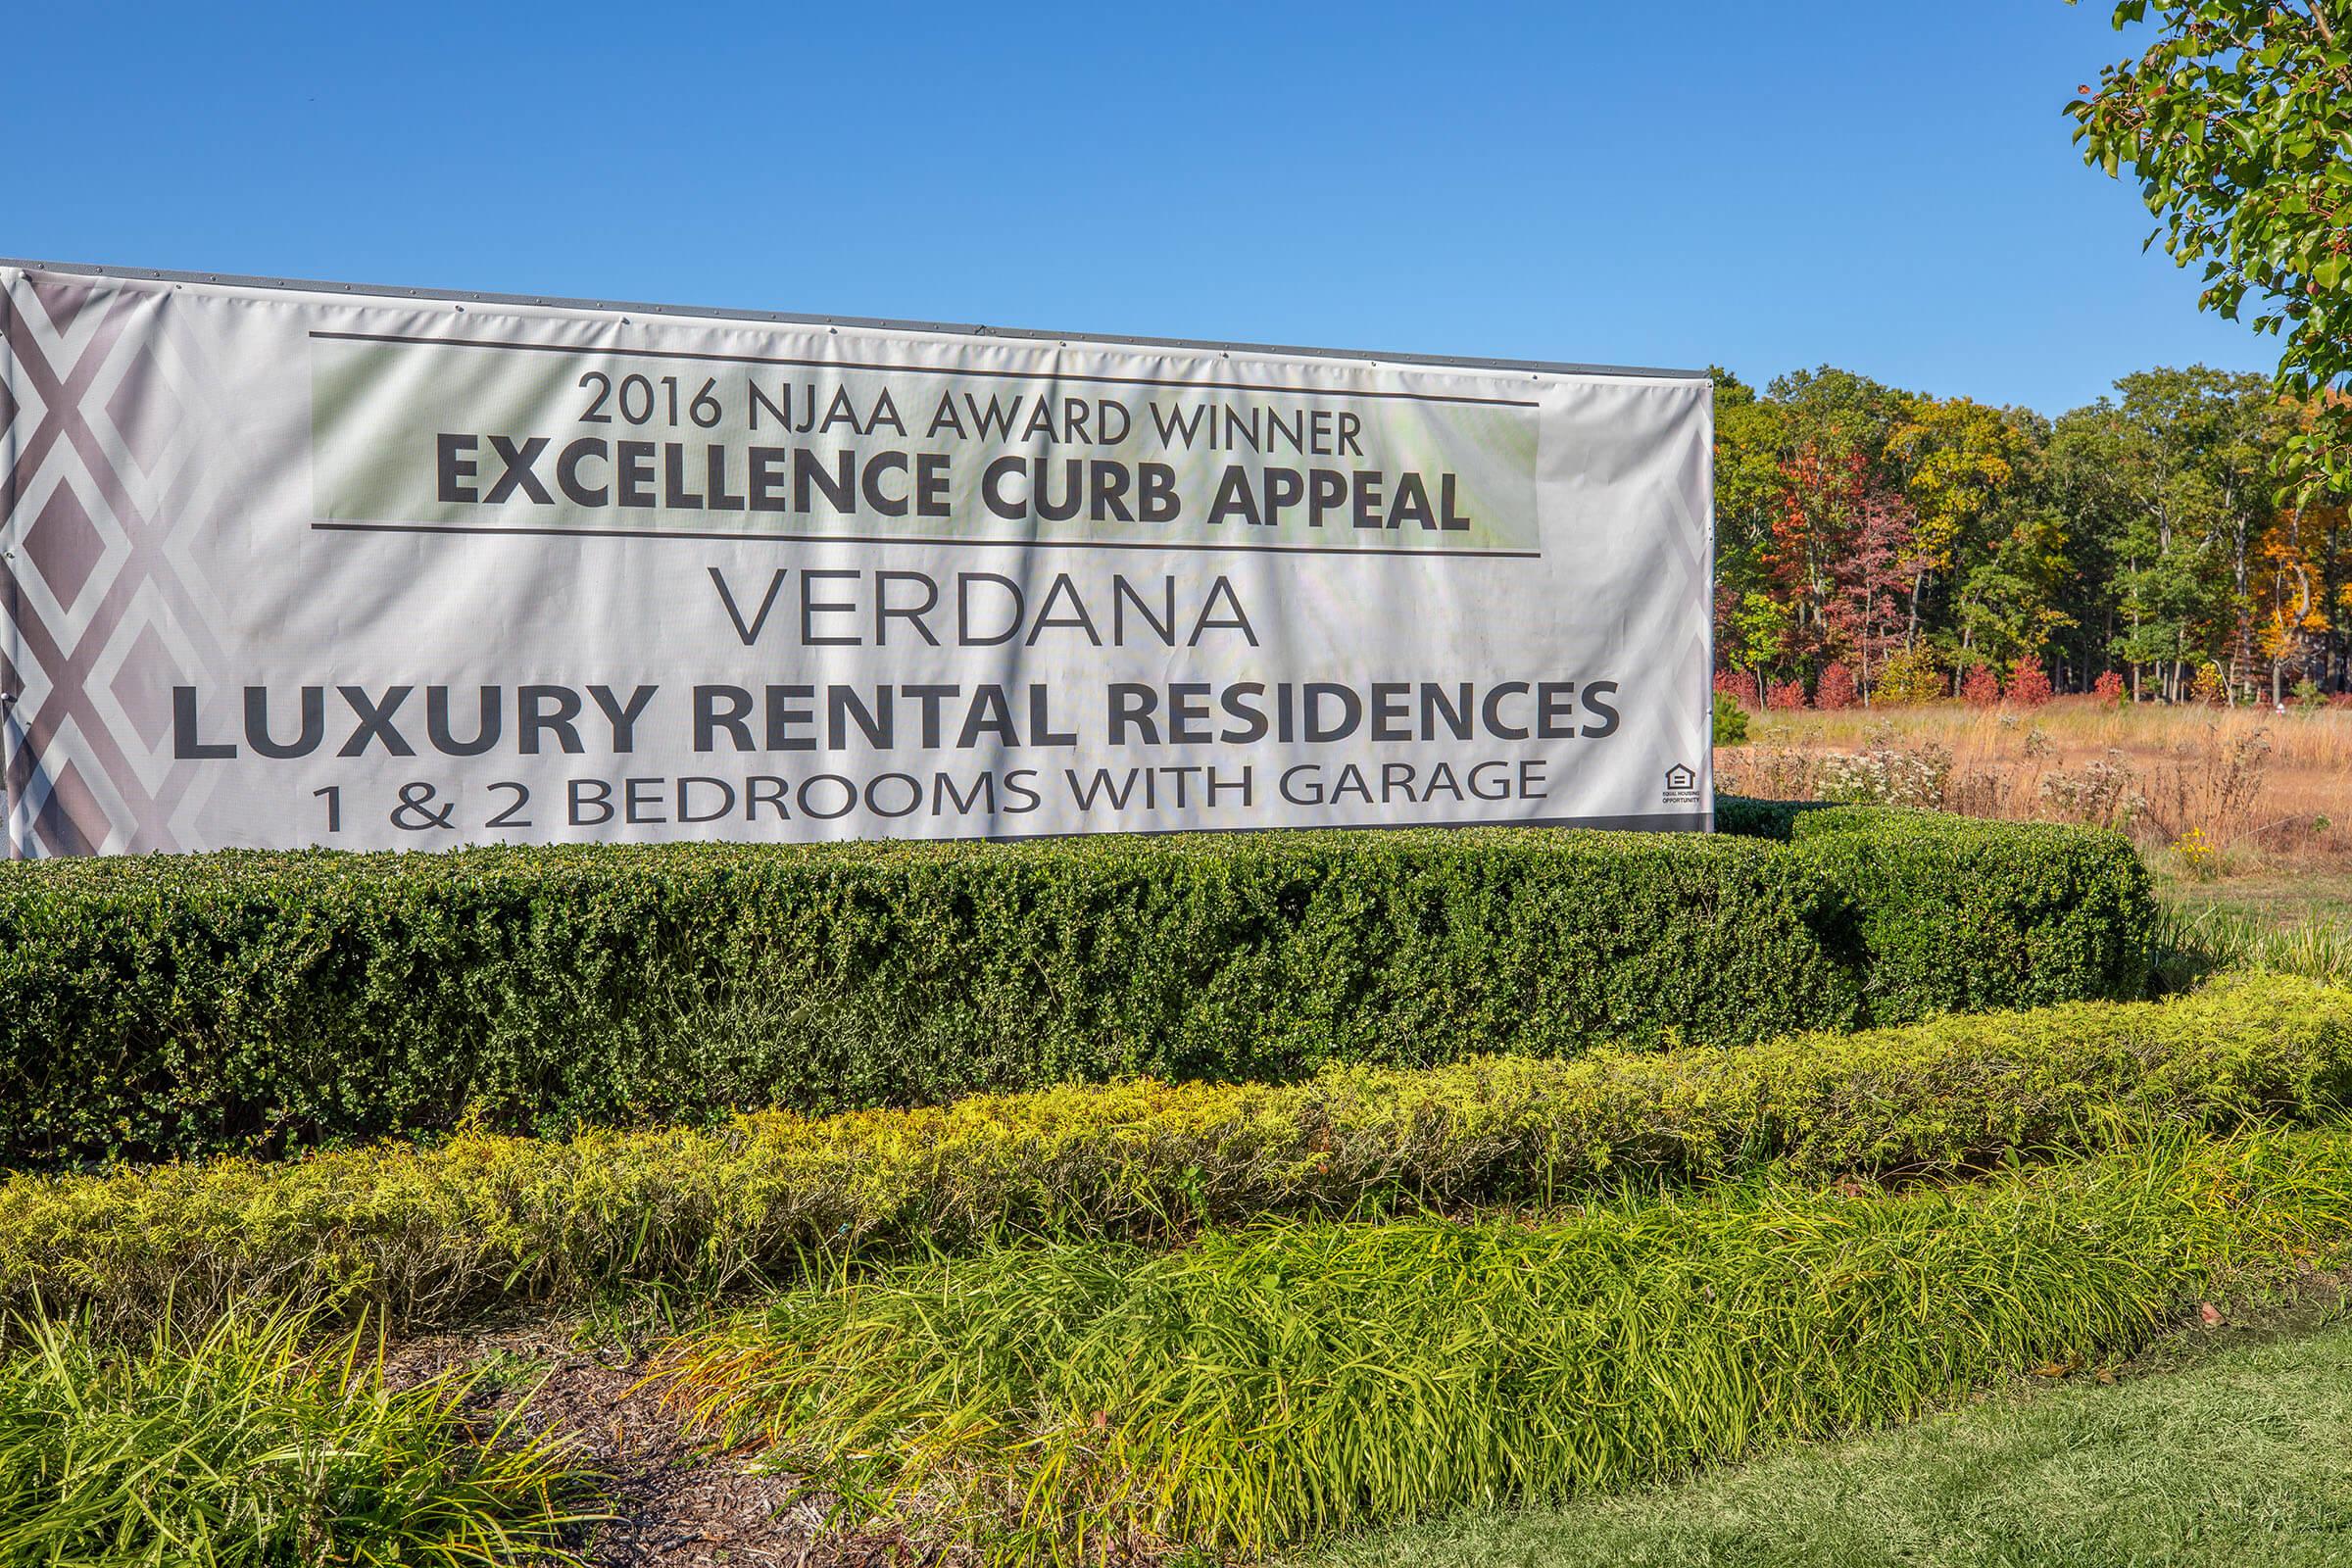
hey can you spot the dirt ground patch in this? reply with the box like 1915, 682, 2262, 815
389, 1322, 947, 1567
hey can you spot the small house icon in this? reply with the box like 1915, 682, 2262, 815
1663, 762, 1696, 793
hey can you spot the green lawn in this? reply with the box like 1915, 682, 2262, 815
2156, 865, 2352, 931
1299, 1312, 2352, 1568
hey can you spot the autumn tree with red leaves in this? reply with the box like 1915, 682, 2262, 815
1761, 445, 1865, 668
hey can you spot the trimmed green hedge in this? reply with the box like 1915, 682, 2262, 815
1786, 806, 2156, 1023
0, 830, 1858, 1166
0, 806, 2153, 1167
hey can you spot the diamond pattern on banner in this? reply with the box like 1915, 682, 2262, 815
14, 456, 132, 636
3, 270, 228, 858
23, 712, 138, 856
0, 321, 48, 475
88, 577, 215, 803
14, 276, 112, 386
88, 314, 212, 538
24, 478, 108, 612
103, 341, 181, 482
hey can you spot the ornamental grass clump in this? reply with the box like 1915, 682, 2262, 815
2154, 902, 2352, 988
657, 1125, 2352, 1563
0, 1307, 599, 1566
3, 976, 2346, 1341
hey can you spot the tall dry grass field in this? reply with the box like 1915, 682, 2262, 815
1721, 700, 2352, 878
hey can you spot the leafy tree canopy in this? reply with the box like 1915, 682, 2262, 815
2069, 1, 2352, 500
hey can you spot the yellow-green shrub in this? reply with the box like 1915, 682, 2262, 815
2, 975, 2341, 1339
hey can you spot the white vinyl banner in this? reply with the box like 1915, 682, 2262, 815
0, 262, 1713, 856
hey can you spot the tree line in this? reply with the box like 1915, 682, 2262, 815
1712, 364, 2352, 706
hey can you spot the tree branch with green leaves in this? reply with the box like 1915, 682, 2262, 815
2069, 1, 2352, 500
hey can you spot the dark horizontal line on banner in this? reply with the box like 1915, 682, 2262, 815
307, 330, 1542, 409
309, 519, 1542, 560
962, 810, 1717, 842
284, 812, 1719, 852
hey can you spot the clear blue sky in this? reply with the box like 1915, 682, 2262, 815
1, 1, 2275, 416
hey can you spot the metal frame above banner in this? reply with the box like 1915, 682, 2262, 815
0, 256, 1712, 385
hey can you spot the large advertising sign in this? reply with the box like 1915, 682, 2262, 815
1, 260, 1713, 857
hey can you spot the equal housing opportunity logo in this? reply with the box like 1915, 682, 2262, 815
1661, 761, 1699, 807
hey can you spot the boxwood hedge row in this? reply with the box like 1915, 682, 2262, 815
1787, 806, 2156, 1024
0, 802, 2152, 1166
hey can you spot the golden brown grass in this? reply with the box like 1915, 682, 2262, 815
1723, 699, 2352, 869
